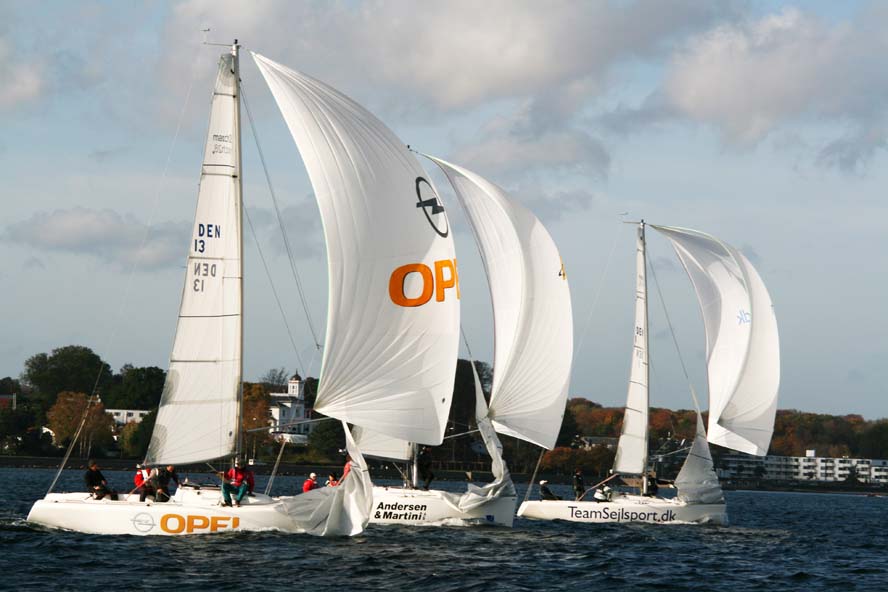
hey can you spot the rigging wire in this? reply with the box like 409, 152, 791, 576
240, 81, 322, 351
46, 43, 203, 495
647, 255, 703, 414
242, 206, 307, 377
573, 214, 625, 360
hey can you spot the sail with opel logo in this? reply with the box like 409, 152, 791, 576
363, 155, 573, 527
519, 221, 779, 524
28, 43, 458, 537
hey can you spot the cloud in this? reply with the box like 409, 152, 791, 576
603, 7, 888, 170
164, 0, 732, 113
0, 38, 44, 109
244, 202, 323, 260
3, 207, 189, 271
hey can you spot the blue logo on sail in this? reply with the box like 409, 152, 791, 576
737, 309, 751, 325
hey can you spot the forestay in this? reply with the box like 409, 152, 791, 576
613, 223, 649, 475
425, 156, 572, 450
651, 225, 780, 456
147, 53, 242, 465
253, 53, 459, 446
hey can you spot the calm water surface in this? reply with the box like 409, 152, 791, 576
1, 467, 885, 591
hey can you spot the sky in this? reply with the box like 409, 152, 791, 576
1, 1, 886, 419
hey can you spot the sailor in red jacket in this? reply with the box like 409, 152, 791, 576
133, 463, 155, 502
219, 458, 254, 507
302, 472, 318, 493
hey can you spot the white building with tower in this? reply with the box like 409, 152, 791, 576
269, 374, 314, 445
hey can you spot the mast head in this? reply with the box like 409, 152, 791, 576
231, 39, 240, 57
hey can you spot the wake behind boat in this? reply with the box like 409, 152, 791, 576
519, 221, 780, 525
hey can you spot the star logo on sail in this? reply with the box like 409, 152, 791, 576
415, 177, 449, 238
738, 309, 751, 324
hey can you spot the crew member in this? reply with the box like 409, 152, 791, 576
417, 446, 434, 490
134, 463, 155, 502
220, 458, 254, 507
84, 460, 118, 501
539, 480, 560, 501
150, 464, 180, 502
303, 472, 319, 492
573, 468, 585, 501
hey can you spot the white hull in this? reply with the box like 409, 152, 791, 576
517, 494, 726, 525
368, 486, 516, 527
27, 486, 304, 536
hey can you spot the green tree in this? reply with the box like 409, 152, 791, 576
555, 401, 579, 447
103, 365, 166, 409
303, 377, 319, 409
23, 346, 112, 417
0, 376, 21, 395
0, 407, 36, 453
308, 416, 345, 459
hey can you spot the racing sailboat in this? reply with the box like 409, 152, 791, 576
365, 157, 573, 527
518, 221, 780, 524
27, 42, 459, 536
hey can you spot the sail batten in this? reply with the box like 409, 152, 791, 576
146, 53, 242, 466
425, 155, 572, 450
253, 53, 459, 446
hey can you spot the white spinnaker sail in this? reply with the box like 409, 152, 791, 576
651, 225, 780, 456
426, 156, 572, 450
280, 421, 373, 535
147, 53, 242, 465
675, 412, 724, 504
613, 223, 649, 475
351, 426, 413, 461
253, 54, 459, 446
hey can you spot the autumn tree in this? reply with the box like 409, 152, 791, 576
242, 382, 272, 459
260, 368, 289, 391
46, 391, 115, 456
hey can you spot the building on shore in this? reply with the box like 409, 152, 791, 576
105, 408, 151, 426
269, 374, 314, 445
717, 449, 888, 484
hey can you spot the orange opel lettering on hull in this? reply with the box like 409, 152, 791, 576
389, 259, 459, 307
160, 513, 241, 534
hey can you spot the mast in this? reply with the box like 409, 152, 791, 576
639, 220, 650, 495
613, 220, 651, 488
232, 39, 245, 462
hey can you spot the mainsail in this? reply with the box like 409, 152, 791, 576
252, 54, 459, 446
613, 223, 649, 475
651, 225, 780, 456
426, 156, 573, 450
147, 53, 242, 466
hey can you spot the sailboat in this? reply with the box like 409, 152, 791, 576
363, 157, 573, 527
27, 42, 459, 536
518, 221, 779, 524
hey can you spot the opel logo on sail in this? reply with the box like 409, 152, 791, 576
131, 512, 156, 533
415, 177, 449, 238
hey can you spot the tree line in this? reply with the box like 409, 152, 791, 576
2, 345, 886, 472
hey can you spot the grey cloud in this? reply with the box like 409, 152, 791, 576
89, 147, 129, 163
22, 256, 46, 271
602, 7, 888, 172
739, 244, 762, 266
3, 207, 190, 271
245, 202, 323, 260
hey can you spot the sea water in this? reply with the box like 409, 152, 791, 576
1, 467, 885, 591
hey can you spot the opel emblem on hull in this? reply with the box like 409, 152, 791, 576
415, 177, 449, 238
131, 512, 156, 533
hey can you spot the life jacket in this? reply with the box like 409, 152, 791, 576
134, 468, 151, 487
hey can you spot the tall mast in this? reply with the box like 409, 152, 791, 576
232, 39, 245, 462
639, 220, 650, 495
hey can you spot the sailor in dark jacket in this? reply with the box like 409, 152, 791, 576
84, 460, 117, 500
539, 480, 561, 501
572, 468, 585, 501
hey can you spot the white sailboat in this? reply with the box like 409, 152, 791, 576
366, 157, 573, 527
27, 43, 459, 536
518, 221, 780, 524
